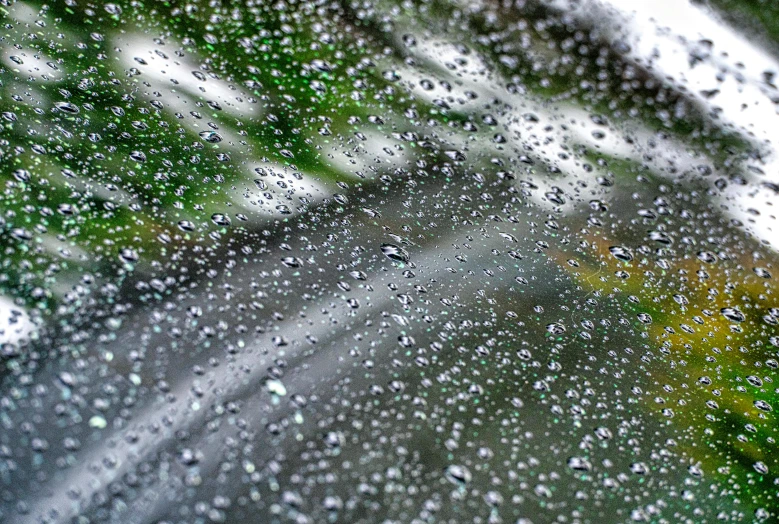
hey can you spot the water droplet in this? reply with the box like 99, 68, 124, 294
265, 379, 287, 397
130, 150, 147, 162
567, 456, 592, 471
199, 131, 222, 143
211, 213, 231, 226
721, 307, 746, 323
104, 3, 123, 15
381, 243, 410, 263
444, 464, 472, 486
546, 322, 566, 335
281, 256, 303, 268
119, 248, 139, 263
753, 267, 771, 279
55, 101, 79, 114
609, 246, 633, 262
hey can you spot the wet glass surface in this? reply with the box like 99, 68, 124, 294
2, 0, 779, 522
